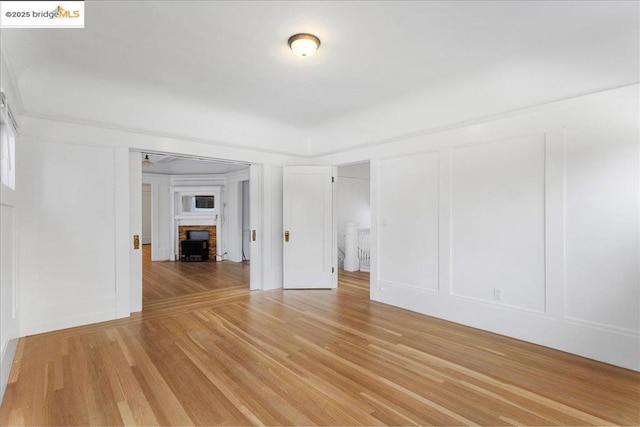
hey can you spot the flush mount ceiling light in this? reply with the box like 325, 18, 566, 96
288, 33, 321, 57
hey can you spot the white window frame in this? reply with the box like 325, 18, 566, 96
0, 93, 16, 191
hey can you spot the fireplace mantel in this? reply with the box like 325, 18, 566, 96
170, 185, 223, 261
175, 214, 217, 224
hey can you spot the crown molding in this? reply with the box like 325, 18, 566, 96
13, 81, 640, 164
20, 111, 312, 160
309, 82, 640, 159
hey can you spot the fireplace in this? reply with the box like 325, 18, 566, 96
178, 225, 217, 261
181, 239, 209, 262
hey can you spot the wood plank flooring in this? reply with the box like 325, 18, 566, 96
1, 266, 638, 426
143, 245, 249, 304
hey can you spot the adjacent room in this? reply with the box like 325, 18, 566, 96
0, 1, 638, 425
139, 154, 251, 305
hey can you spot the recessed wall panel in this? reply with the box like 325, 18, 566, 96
565, 126, 639, 331
24, 140, 116, 301
451, 135, 545, 311
379, 152, 439, 291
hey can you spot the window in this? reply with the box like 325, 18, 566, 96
194, 195, 214, 210
180, 194, 216, 213
0, 93, 16, 190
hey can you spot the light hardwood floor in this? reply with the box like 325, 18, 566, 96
1, 262, 638, 425
143, 245, 249, 304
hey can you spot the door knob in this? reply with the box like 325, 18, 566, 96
284, 230, 290, 242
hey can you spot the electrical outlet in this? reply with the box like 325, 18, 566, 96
494, 288, 503, 301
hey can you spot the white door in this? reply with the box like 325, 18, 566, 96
249, 164, 262, 290
242, 180, 251, 261
283, 166, 335, 289
129, 151, 143, 313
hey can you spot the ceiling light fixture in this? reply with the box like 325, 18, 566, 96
288, 33, 321, 57
142, 154, 154, 167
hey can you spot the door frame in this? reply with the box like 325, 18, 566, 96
249, 164, 262, 290
141, 183, 152, 245
128, 150, 262, 312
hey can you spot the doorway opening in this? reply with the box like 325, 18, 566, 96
138, 152, 251, 308
241, 180, 251, 262
336, 161, 371, 292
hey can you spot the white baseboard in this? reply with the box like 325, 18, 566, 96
0, 337, 18, 404
23, 310, 116, 337
376, 281, 640, 371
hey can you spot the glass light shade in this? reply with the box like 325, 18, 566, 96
142, 154, 154, 167
288, 34, 320, 57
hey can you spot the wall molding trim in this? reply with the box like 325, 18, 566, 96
377, 279, 439, 295
563, 315, 640, 338
20, 111, 310, 159
449, 292, 546, 316
312, 83, 639, 159
12, 80, 639, 163
371, 85, 639, 370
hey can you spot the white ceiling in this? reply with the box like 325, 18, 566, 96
142, 154, 249, 175
2, 1, 638, 153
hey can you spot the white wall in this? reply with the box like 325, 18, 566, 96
314, 84, 640, 370
564, 125, 639, 331
11, 115, 298, 339
17, 136, 119, 335
379, 152, 439, 291
0, 176, 19, 401
318, 85, 640, 371
3, 81, 637, 379
450, 135, 545, 311
142, 174, 172, 261
0, 60, 22, 403
225, 169, 250, 262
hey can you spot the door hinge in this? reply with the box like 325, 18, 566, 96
332, 176, 334, 183
332, 267, 335, 273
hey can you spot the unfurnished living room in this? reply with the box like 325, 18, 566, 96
0, 1, 638, 426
